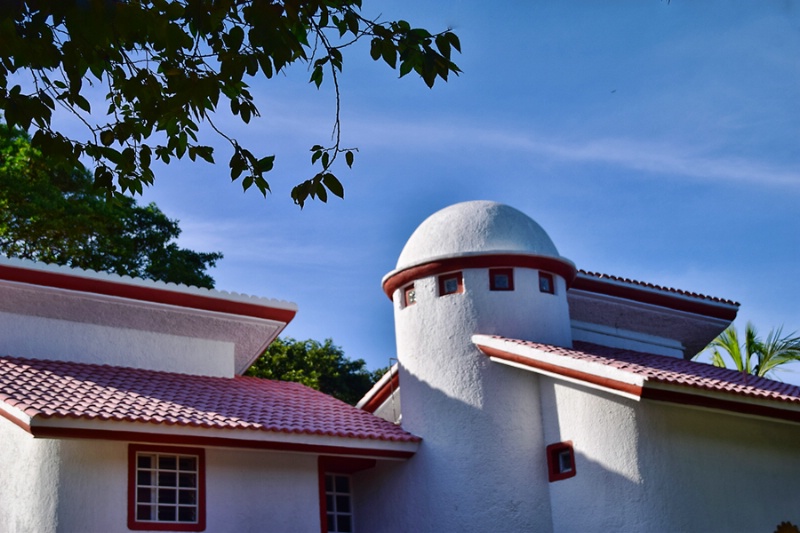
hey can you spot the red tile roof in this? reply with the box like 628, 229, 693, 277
484, 337, 800, 405
0, 356, 419, 443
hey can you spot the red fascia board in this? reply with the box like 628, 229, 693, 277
0, 263, 296, 323
29, 426, 416, 459
383, 254, 577, 299
571, 274, 738, 321
360, 372, 400, 414
476, 344, 644, 398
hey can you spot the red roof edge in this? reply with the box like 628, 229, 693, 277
476, 343, 644, 398
0, 262, 297, 324
572, 271, 739, 321
360, 371, 400, 414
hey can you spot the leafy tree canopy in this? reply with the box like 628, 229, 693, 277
697, 323, 800, 379
246, 337, 386, 405
0, 0, 461, 207
0, 123, 222, 288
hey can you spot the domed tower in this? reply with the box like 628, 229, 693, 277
378, 201, 576, 532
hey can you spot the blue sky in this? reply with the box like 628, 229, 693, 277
126, 2, 800, 380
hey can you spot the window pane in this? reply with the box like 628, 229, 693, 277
159, 455, 177, 470
137, 470, 152, 486
179, 456, 197, 471
158, 505, 176, 522
325, 474, 333, 492
159, 471, 177, 487
337, 514, 352, 532
336, 495, 350, 513
326, 494, 335, 511
137, 487, 153, 503
137, 505, 153, 521
159, 488, 177, 504
179, 472, 197, 488
179, 489, 197, 504
137, 454, 153, 469
327, 513, 336, 531
178, 506, 197, 522
335, 475, 350, 493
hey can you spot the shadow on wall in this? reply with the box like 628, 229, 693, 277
352, 364, 642, 533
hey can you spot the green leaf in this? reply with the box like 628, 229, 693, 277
322, 173, 344, 199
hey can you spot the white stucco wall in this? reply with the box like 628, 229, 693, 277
0, 420, 324, 533
540, 377, 800, 532
0, 311, 235, 377
0, 422, 62, 533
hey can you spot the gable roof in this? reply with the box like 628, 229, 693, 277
0, 356, 419, 458
473, 335, 800, 424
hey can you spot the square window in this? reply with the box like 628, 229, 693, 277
128, 445, 205, 531
489, 268, 514, 291
438, 272, 463, 296
403, 284, 416, 307
539, 272, 555, 294
546, 441, 576, 482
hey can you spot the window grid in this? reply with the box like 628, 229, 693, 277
325, 474, 354, 533
135, 452, 199, 525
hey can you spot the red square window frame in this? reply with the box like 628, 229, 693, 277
489, 268, 514, 291
438, 271, 464, 296
403, 284, 416, 307
546, 441, 576, 482
539, 272, 555, 294
128, 444, 207, 532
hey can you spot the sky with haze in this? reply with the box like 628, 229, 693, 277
124, 1, 798, 382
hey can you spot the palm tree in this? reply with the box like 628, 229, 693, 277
700, 323, 800, 379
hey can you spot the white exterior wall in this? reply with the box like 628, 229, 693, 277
0, 311, 235, 377
0, 422, 62, 533
540, 377, 800, 532
0, 421, 323, 533
362, 266, 572, 533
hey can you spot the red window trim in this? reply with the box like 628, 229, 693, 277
489, 268, 514, 291
128, 444, 207, 532
318, 456, 375, 533
438, 271, 464, 296
546, 441, 576, 482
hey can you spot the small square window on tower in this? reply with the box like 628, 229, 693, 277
539, 272, 555, 294
546, 441, 576, 482
438, 272, 464, 296
489, 268, 514, 291
403, 284, 417, 307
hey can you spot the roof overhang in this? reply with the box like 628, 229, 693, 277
0, 405, 418, 460
473, 335, 800, 426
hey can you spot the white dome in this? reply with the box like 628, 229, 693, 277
396, 201, 562, 270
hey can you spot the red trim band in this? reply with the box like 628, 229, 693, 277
0, 263, 296, 323
383, 254, 577, 299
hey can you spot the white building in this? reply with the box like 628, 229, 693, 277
1, 200, 799, 532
